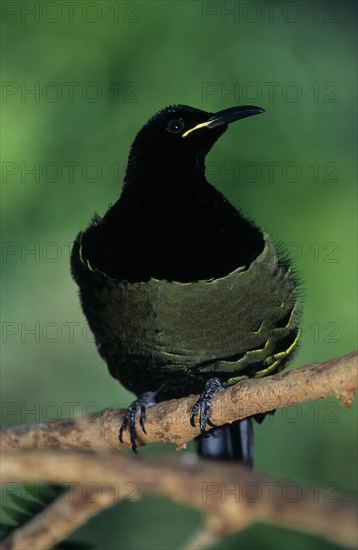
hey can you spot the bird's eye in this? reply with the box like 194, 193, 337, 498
167, 119, 185, 134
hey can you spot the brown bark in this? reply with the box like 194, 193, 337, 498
1, 350, 356, 452
1, 451, 357, 550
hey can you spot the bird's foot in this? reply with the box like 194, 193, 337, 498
190, 377, 224, 434
119, 391, 157, 452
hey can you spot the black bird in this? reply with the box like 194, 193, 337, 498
71, 104, 300, 464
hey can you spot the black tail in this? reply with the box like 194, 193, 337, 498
195, 418, 254, 466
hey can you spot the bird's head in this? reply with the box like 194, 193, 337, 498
125, 104, 265, 183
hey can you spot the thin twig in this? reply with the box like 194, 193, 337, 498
0, 484, 119, 550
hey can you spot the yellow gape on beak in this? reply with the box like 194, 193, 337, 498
182, 105, 265, 138
182, 120, 213, 138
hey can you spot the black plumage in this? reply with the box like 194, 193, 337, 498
71, 104, 301, 462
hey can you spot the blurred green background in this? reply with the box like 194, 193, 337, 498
1, 1, 357, 548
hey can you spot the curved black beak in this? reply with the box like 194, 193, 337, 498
182, 105, 265, 138
207, 105, 265, 129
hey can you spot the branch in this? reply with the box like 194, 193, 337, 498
0, 484, 117, 550
1, 451, 357, 550
1, 351, 356, 452
1, 352, 357, 549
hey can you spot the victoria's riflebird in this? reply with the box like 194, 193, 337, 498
71, 104, 301, 464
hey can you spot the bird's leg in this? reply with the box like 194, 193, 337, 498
119, 391, 157, 452
190, 377, 224, 434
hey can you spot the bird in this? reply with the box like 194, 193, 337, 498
71, 104, 301, 465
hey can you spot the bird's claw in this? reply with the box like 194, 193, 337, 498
119, 391, 156, 452
190, 377, 224, 434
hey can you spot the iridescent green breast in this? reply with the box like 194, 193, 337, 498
73, 233, 300, 396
